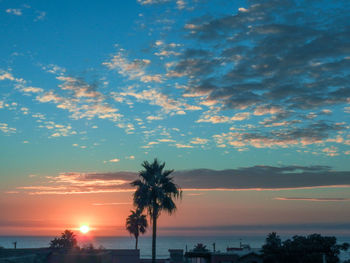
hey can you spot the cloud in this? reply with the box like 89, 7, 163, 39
13, 165, 350, 195
20, 86, 44, 93
197, 112, 250, 124
56, 76, 101, 98
108, 158, 120, 163
120, 88, 199, 115
17, 172, 135, 195
35, 11, 46, 21
91, 202, 132, 206
213, 121, 345, 149
190, 137, 208, 144
146, 115, 163, 121
162, 0, 350, 141
158, 138, 175, 142
103, 48, 161, 83
173, 166, 350, 190
0, 71, 15, 81
36, 91, 61, 103
322, 146, 339, 157
176, 0, 186, 10
274, 197, 350, 202
32, 72, 124, 126
0, 123, 16, 134
175, 143, 193, 148
137, 0, 170, 5
37, 120, 76, 138
6, 9, 22, 16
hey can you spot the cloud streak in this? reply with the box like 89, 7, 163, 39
13, 165, 350, 195
274, 197, 350, 202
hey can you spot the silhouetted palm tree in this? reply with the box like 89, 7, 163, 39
126, 209, 148, 249
131, 158, 181, 263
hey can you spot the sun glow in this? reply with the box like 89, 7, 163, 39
80, 225, 90, 234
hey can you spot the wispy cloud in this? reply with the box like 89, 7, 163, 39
91, 202, 132, 206
137, 0, 170, 5
103, 48, 161, 83
108, 158, 120, 163
6, 9, 22, 16
175, 143, 193, 148
274, 197, 350, 202
0, 123, 16, 134
190, 137, 208, 145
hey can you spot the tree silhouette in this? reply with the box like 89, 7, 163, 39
49, 230, 78, 249
193, 243, 209, 252
131, 158, 182, 263
262, 232, 350, 263
262, 232, 282, 263
126, 209, 148, 249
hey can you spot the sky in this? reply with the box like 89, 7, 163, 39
1, 0, 350, 237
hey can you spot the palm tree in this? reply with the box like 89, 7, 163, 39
126, 209, 148, 249
131, 158, 182, 263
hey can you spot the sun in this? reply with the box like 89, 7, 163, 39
80, 225, 90, 234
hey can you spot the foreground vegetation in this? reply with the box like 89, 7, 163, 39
262, 232, 349, 263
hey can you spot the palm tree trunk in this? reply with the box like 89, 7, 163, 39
152, 213, 157, 263
135, 235, 138, 250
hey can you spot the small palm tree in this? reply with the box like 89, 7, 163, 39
131, 158, 181, 263
126, 209, 148, 249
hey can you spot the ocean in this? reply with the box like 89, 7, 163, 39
1, 235, 350, 258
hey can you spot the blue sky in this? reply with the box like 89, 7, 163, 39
1, 0, 350, 235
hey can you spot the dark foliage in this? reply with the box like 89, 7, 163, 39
262, 232, 349, 263
49, 230, 78, 249
193, 243, 209, 252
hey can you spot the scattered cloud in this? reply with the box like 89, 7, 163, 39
175, 143, 193, 148
190, 137, 208, 145
35, 11, 46, 21
146, 115, 163, 121
137, 0, 170, 5
322, 146, 339, 157
0, 71, 15, 81
163, 0, 350, 141
108, 158, 120, 163
0, 123, 16, 134
6, 9, 22, 16
120, 88, 198, 115
37, 121, 76, 138
103, 48, 161, 83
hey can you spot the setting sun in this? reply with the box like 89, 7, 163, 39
80, 225, 90, 234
